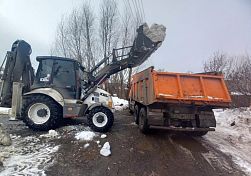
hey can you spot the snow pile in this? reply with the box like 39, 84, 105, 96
143, 23, 166, 46
205, 108, 251, 175
214, 108, 251, 142
39, 130, 59, 138
112, 96, 128, 111
84, 143, 90, 149
100, 134, 107, 139
100, 142, 111, 157
0, 135, 59, 176
75, 131, 96, 141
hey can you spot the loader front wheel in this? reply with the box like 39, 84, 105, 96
139, 107, 149, 134
22, 95, 63, 131
87, 106, 114, 133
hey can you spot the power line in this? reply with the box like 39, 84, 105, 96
123, 0, 137, 25
140, 0, 146, 21
131, 0, 141, 24
135, 0, 144, 22
132, 0, 142, 23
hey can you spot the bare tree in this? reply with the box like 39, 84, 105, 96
81, 2, 95, 70
54, 17, 69, 58
99, 0, 118, 60
99, 0, 118, 91
203, 51, 233, 77
53, 2, 96, 71
109, 6, 141, 98
120, 9, 137, 98
67, 9, 85, 63
126, 18, 144, 99
52, 0, 143, 98
228, 55, 251, 95
204, 52, 251, 97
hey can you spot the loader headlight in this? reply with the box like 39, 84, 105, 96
108, 100, 113, 108
107, 96, 113, 109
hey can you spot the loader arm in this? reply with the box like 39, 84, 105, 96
83, 23, 166, 97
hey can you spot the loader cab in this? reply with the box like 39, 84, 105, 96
33, 56, 83, 99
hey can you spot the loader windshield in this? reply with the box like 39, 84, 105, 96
35, 59, 53, 83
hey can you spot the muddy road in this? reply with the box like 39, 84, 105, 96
0, 111, 247, 176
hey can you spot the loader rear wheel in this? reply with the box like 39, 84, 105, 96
87, 106, 114, 133
134, 105, 139, 125
139, 107, 149, 134
22, 95, 62, 131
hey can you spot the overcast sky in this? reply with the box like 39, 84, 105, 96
0, 0, 251, 72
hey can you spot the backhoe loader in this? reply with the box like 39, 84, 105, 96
0, 23, 166, 132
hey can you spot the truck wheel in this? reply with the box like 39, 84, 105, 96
129, 109, 134, 115
139, 107, 149, 133
87, 106, 114, 133
134, 105, 140, 124
22, 95, 62, 131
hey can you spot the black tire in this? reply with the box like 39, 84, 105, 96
186, 131, 208, 137
139, 107, 149, 134
22, 95, 63, 131
87, 106, 114, 133
134, 105, 139, 125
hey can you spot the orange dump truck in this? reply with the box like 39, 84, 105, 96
129, 67, 231, 135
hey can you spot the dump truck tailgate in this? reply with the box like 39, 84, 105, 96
131, 67, 231, 107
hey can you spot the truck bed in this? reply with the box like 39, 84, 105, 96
130, 67, 231, 107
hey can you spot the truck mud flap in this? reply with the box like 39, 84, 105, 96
197, 112, 216, 128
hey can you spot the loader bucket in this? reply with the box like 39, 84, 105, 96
129, 23, 166, 67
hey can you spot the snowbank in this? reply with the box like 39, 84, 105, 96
214, 108, 251, 142
112, 96, 128, 111
205, 108, 251, 175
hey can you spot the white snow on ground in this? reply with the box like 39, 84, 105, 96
0, 135, 59, 176
112, 96, 128, 111
75, 131, 96, 141
0, 108, 11, 115
100, 142, 111, 157
205, 108, 251, 175
100, 134, 107, 139
84, 143, 90, 149
39, 130, 59, 138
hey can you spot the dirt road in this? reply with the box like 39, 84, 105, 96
0, 111, 247, 176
